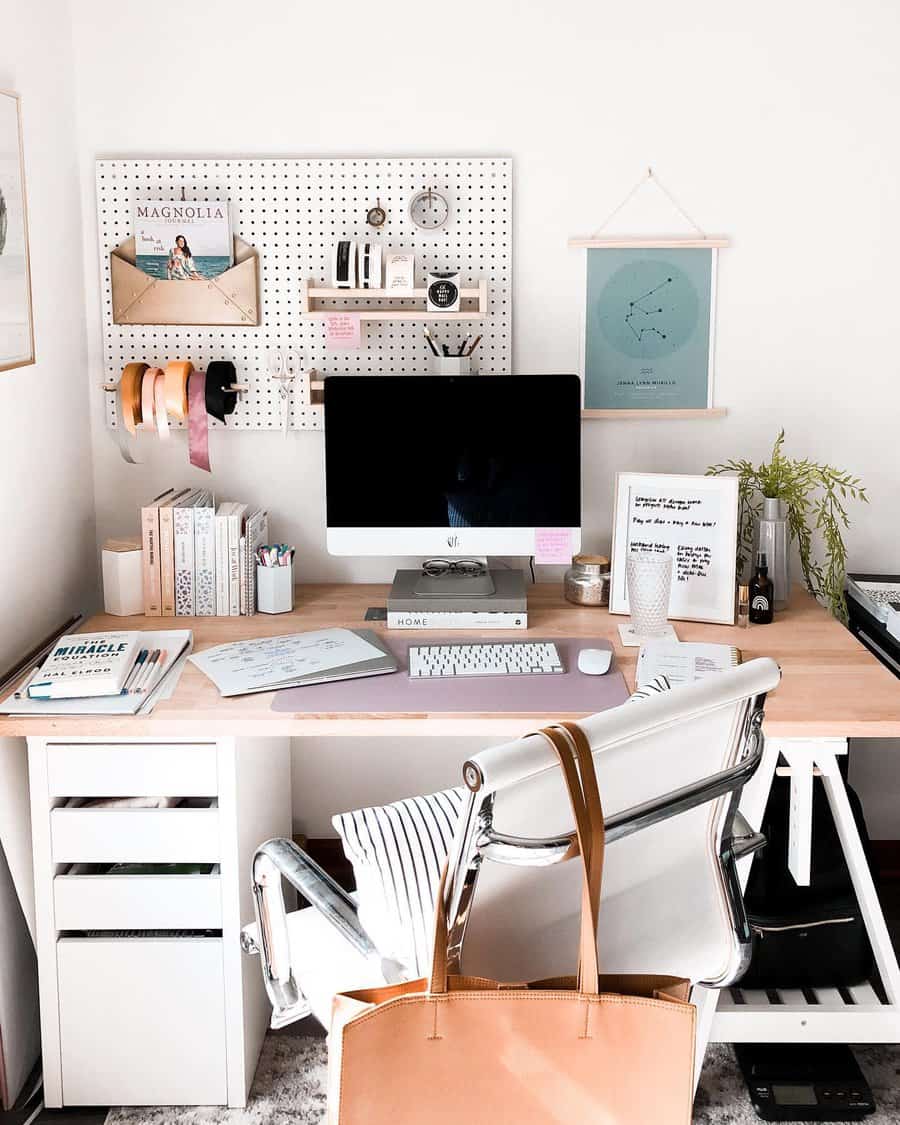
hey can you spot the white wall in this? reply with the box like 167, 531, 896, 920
67, 0, 900, 833
0, 1, 91, 1100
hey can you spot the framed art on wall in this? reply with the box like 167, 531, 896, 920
0, 91, 33, 373
576, 240, 725, 415
610, 472, 739, 625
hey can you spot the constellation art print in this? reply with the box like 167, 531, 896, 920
581, 246, 716, 411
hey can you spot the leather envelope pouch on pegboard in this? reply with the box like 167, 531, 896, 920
110, 235, 259, 326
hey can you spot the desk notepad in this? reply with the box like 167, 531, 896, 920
270, 637, 629, 715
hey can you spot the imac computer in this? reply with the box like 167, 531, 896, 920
324, 374, 582, 595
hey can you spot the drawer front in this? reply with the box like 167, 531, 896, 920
50, 807, 220, 864
57, 937, 226, 1106
54, 873, 222, 930
46, 743, 218, 798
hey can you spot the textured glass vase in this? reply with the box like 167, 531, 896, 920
626, 552, 673, 638
756, 498, 790, 609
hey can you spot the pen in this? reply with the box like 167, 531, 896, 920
122, 649, 148, 693
423, 328, 439, 357
458, 334, 470, 356
15, 666, 42, 699
442, 344, 450, 357
466, 334, 483, 357
140, 650, 167, 695
133, 650, 159, 694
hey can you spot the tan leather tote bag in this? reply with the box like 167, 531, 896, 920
328, 722, 697, 1124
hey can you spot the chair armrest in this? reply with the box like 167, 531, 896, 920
728, 812, 766, 861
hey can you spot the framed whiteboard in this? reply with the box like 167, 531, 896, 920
610, 472, 739, 624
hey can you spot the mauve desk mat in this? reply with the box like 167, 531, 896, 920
270, 637, 630, 715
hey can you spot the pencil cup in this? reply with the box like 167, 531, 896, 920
257, 563, 294, 614
432, 355, 471, 375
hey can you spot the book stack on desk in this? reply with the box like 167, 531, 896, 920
386, 569, 528, 630
2, 629, 192, 716
141, 488, 268, 617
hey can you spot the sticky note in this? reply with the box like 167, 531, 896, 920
534, 527, 572, 565
325, 312, 362, 350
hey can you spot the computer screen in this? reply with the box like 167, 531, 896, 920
325, 374, 582, 556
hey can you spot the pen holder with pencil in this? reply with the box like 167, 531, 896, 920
432, 355, 472, 375
257, 562, 294, 613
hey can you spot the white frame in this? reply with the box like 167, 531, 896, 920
610, 472, 739, 624
574, 240, 725, 418
0, 90, 34, 373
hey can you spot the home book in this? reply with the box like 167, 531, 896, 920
134, 200, 232, 281
387, 611, 527, 630
637, 640, 741, 690
27, 632, 142, 699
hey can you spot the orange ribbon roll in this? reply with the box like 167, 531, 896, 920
164, 360, 193, 421
119, 363, 148, 434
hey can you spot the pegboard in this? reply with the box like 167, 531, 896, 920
97, 157, 512, 431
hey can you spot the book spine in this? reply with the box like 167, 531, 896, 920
386, 611, 528, 630
173, 506, 195, 616
228, 515, 241, 616
215, 514, 230, 616
159, 505, 178, 618
194, 505, 216, 616
140, 506, 162, 616
247, 513, 269, 615
239, 535, 248, 615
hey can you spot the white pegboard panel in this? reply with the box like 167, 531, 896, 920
97, 157, 512, 431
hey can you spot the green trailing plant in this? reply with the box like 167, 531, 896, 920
706, 430, 867, 622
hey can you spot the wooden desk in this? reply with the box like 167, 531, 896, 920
1, 583, 898, 740
5, 581, 900, 1108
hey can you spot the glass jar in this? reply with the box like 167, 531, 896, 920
564, 555, 611, 607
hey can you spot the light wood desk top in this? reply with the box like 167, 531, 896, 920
1, 584, 898, 740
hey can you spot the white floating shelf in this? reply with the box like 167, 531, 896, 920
300, 279, 488, 321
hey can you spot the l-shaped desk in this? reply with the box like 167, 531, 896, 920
2, 583, 899, 1109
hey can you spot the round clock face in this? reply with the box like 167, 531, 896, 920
409, 189, 449, 230
366, 204, 386, 228
596, 258, 699, 359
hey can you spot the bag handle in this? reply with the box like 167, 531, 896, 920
429, 721, 603, 996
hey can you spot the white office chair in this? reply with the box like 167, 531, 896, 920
242, 659, 780, 1060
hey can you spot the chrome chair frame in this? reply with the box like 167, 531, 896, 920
244, 696, 768, 1029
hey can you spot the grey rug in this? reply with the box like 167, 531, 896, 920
107, 1033, 900, 1124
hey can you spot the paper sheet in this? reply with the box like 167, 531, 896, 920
637, 640, 738, 689
188, 627, 385, 696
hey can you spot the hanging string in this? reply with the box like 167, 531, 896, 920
591, 167, 708, 238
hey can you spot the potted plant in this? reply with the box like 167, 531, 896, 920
707, 431, 867, 621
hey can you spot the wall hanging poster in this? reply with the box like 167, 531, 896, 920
610, 472, 739, 624
0, 91, 33, 372
581, 244, 718, 412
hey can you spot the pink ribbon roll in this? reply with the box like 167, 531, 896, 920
188, 370, 211, 472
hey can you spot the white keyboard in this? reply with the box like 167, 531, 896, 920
408, 641, 564, 679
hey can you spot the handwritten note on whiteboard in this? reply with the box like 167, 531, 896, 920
610, 473, 739, 624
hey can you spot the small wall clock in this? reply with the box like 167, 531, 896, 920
409, 188, 450, 230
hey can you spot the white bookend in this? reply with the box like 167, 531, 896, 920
193, 500, 217, 616
214, 503, 234, 617
227, 504, 247, 617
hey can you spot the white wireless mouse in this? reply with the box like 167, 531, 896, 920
577, 648, 613, 676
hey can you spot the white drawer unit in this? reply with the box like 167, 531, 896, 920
50, 803, 221, 864
46, 743, 218, 798
27, 736, 293, 1109
54, 869, 222, 931
57, 936, 227, 1106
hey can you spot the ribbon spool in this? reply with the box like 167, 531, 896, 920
140, 366, 163, 431
164, 360, 193, 421
188, 370, 211, 472
205, 360, 239, 423
120, 362, 148, 434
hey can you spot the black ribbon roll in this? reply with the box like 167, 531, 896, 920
205, 360, 238, 422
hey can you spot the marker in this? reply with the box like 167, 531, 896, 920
423, 328, 439, 357
15, 666, 42, 699
132, 650, 159, 694
140, 650, 167, 695
122, 649, 148, 694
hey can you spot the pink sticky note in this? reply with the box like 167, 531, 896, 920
534, 527, 572, 565
325, 312, 362, 350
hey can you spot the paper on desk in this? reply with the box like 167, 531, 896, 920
188, 627, 386, 697
637, 639, 739, 689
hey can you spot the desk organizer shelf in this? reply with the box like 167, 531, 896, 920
300, 280, 488, 321
98, 158, 511, 432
